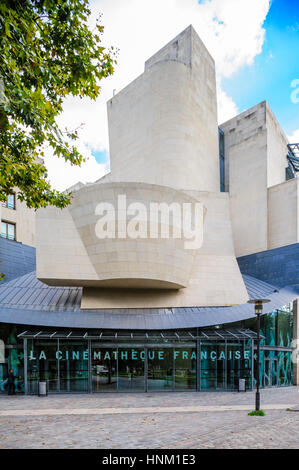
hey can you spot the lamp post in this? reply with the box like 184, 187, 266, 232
247, 298, 270, 411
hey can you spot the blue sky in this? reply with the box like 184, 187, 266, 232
221, 0, 299, 136
93, 149, 109, 164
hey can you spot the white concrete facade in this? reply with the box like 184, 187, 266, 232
220, 101, 298, 257
108, 26, 220, 193
36, 26, 248, 308
36, 25, 298, 311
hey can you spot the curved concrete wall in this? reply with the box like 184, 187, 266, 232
37, 182, 205, 289
36, 184, 248, 308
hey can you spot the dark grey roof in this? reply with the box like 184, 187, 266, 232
0, 237, 36, 284
238, 242, 299, 288
1, 239, 298, 330
0, 270, 278, 311
0, 269, 297, 330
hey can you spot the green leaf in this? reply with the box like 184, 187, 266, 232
0, 0, 116, 209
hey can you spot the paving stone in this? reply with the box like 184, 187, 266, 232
0, 388, 298, 449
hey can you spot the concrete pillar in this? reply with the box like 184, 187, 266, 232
293, 299, 299, 386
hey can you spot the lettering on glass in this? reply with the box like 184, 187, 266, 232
27, 349, 251, 361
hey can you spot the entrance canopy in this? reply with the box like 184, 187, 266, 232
18, 328, 262, 341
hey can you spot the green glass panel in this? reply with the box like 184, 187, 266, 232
27, 340, 58, 393
277, 310, 293, 347
59, 341, 88, 392
264, 312, 276, 346
277, 351, 293, 386
148, 348, 173, 391
118, 348, 145, 391
200, 343, 214, 390
92, 347, 117, 392
174, 348, 196, 390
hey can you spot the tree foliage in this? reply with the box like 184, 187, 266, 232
0, 0, 116, 208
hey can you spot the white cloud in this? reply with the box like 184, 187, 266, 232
287, 129, 299, 143
46, 0, 271, 190
43, 143, 108, 191
216, 80, 238, 124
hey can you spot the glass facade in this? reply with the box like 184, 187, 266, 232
0, 304, 295, 394
0, 325, 24, 394
22, 341, 252, 393
242, 304, 294, 388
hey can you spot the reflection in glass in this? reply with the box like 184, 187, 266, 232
264, 358, 278, 387
118, 348, 145, 391
227, 341, 251, 390
216, 344, 226, 390
277, 310, 293, 347
27, 340, 58, 393
174, 348, 196, 390
277, 351, 293, 386
200, 343, 217, 390
0, 345, 8, 394
148, 348, 173, 391
264, 312, 276, 346
59, 341, 88, 392
92, 347, 117, 392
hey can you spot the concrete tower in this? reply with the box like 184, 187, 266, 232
108, 25, 220, 192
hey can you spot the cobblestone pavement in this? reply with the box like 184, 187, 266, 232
0, 388, 298, 449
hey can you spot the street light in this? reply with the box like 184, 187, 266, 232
247, 298, 271, 411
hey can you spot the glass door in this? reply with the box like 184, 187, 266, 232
91, 346, 117, 392
118, 348, 145, 391
29, 341, 59, 392
174, 348, 196, 390
200, 343, 217, 390
59, 341, 88, 392
147, 348, 173, 391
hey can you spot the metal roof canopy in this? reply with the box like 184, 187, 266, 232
288, 143, 299, 172
288, 143, 299, 157
18, 328, 262, 340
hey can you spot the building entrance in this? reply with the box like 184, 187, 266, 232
18, 329, 258, 394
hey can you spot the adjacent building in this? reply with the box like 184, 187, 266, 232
0, 26, 298, 394
1, 190, 35, 247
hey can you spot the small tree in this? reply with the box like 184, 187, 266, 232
0, 0, 116, 209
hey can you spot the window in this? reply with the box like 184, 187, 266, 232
1, 221, 16, 240
218, 128, 225, 192
1, 193, 16, 210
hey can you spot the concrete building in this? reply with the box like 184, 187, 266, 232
0, 26, 298, 394
1, 190, 35, 247
220, 101, 298, 257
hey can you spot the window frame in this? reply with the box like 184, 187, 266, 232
1, 220, 16, 241
1, 193, 16, 210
